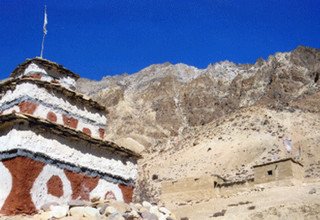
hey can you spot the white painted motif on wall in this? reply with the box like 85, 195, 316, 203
90, 179, 123, 202
0, 162, 12, 210
0, 159, 127, 212
31, 164, 73, 210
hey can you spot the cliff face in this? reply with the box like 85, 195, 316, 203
76, 46, 320, 152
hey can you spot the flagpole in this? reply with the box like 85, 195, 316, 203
40, 5, 47, 58
40, 29, 46, 58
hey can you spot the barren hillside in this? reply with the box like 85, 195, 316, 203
76, 46, 320, 218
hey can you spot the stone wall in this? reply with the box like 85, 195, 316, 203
161, 176, 225, 204
292, 161, 305, 180
214, 179, 254, 197
0, 155, 133, 215
0, 82, 106, 140
161, 176, 224, 194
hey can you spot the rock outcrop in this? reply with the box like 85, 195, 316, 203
76, 46, 320, 152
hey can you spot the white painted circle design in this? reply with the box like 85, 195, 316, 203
31, 164, 72, 209
0, 162, 13, 209
90, 179, 123, 202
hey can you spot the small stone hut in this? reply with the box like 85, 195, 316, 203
253, 158, 304, 184
0, 58, 140, 215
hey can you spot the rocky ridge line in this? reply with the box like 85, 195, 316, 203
76, 46, 320, 153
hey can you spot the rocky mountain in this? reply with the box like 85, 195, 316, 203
76, 46, 320, 153
75, 46, 320, 219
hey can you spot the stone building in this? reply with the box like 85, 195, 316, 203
161, 175, 226, 203
0, 58, 140, 215
253, 158, 304, 184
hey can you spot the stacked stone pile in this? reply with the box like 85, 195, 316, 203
34, 199, 176, 220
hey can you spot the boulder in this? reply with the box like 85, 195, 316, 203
139, 207, 149, 214
309, 188, 317, 194
134, 203, 143, 211
149, 206, 162, 217
115, 137, 145, 154
69, 207, 85, 218
69, 206, 101, 218
141, 211, 159, 220
123, 209, 142, 220
50, 205, 69, 219
83, 206, 101, 218
105, 206, 118, 215
142, 201, 152, 209
99, 203, 109, 215
108, 213, 126, 220
110, 200, 131, 214
40, 202, 59, 211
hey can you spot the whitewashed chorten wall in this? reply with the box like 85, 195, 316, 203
0, 58, 139, 215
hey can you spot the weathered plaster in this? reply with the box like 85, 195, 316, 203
24, 63, 47, 76
0, 128, 137, 181
2, 102, 104, 139
0, 83, 106, 125
23, 63, 76, 89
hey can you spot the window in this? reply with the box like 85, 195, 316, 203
267, 170, 273, 176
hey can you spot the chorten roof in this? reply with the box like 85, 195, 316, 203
10, 57, 80, 79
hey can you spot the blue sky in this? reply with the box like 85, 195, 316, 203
0, 0, 319, 80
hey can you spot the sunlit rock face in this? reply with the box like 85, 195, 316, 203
77, 46, 320, 151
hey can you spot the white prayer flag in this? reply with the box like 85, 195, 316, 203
43, 6, 48, 35
40, 5, 48, 58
